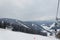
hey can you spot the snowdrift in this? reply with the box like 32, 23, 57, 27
0, 28, 59, 40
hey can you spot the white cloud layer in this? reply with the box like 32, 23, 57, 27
0, 0, 60, 21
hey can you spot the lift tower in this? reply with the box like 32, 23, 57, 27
55, 0, 60, 35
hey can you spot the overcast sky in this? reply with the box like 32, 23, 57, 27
0, 0, 60, 21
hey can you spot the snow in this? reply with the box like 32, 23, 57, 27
21, 23, 29, 28
0, 28, 59, 40
32, 23, 38, 27
50, 23, 55, 29
17, 21, 29, 28
41, 24, 50, 30
41, 23, 55, 30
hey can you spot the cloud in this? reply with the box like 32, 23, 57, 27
25, 16, 55, 21
0, 0, 59, 21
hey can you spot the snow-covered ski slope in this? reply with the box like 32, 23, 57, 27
0, 28, 59, 40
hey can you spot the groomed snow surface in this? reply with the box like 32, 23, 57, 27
0, 28, 59, 40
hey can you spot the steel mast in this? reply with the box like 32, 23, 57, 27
56, 0, 60, 20
55, 0, 60, 35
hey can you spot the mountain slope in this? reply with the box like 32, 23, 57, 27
0, 18, 48, 36
0, 29, 59, 40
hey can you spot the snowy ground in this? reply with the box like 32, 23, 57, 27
0, 28, 59, 40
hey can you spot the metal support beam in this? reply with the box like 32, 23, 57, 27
56, 0, 60, 20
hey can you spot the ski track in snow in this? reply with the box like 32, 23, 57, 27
0, 28, 59, 40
